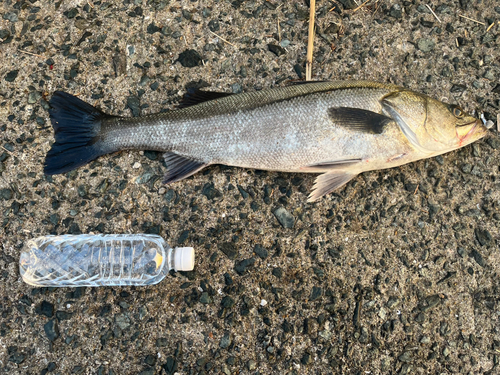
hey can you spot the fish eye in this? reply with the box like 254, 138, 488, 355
452, 106, 464, 118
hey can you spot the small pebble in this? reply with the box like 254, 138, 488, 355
267, 44, 286, 57
280, 39, 290, 48
219, 332, 231, 348
44, 320, 59, 342
339, 0, 357, 10
126, 96, 141, 116
417, 38, 436, 52
177, 49, 202, 68
475, 228, 492, 247
420, 336, 431, 344
200, 292, 212, 304
3, 12, 19, 22
115, 314, 131, 330
483, 69, 495, 81
389, 4, 403, 18
378, 307, 387, 320
247, 360, 257, 371
4, 70, 19, 82
273, 207, 295, 228
469, 249, 486, 267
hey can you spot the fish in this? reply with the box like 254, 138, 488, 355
44, 80, 488, 202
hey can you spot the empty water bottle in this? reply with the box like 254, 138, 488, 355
19, 234, 195, 287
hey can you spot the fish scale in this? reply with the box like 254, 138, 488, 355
44, 80, 487, 201
104, 86, 393, 170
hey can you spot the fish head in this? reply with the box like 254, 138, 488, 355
382, 91, 488, 154
424, 96, 488, 151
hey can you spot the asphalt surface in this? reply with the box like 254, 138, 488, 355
0, 0, 499, 374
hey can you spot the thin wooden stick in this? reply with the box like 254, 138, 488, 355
458, 14, 485, 26
352, 0, 371, 13
208, 30, 236, 47
425, 4, 441, 23
306, 0, 316, 81
18, 49, 43, 58
278, 18, 281, 43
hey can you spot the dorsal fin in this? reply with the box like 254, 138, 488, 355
178, 89, 234, 109
287, 80, 329, 86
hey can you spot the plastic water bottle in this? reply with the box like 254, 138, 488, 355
19, 234, 195, 287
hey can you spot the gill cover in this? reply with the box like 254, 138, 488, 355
381, 91, 431, 153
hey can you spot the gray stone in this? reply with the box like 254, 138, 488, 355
44, 319, 59, 342
219, 332, 231, 348
28, 91, 42, 104
220, 242, 238, 260
420, 336, 431, 344
273, 207, 295, 228
268, 44, 286, 57
398, 351, 412, 363
469, 249, 486, 267
247, 359, 257, 371
177, 49, 202, 68
0, 188, 12, 200
200, 292, 212, 304
3, 12, 19, 22
475, 228, 492, 247
4, 70, 18, 82
483, 69, 496, 80
115, 314, 131, 330
417, 38, 436, 52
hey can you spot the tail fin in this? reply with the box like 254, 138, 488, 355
44, 91, 115, 175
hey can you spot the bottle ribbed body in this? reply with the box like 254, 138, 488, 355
20, 234, 171, 287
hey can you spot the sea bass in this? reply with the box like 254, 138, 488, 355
44, 81, 487, 201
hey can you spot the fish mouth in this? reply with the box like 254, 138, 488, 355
457, 119, 487, 146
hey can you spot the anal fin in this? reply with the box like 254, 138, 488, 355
163, 152, 207, 184
308, 171, 357, 202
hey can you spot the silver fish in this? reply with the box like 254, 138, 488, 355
44, 81, 487, 201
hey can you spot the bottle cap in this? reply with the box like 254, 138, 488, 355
173, 247, 195, 271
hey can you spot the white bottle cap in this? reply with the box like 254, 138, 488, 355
173, 247, 195, 271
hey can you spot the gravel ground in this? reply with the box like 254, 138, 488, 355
1, 0, 500, 374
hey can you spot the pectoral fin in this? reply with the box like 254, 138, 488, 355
308, 171, 357, 202
381, 93, 429, 153
302, 158, 362, 172
163, 152, 207, 184
328, 107, 393, 134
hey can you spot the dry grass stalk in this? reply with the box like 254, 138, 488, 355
458, 14, 485, 26
306, 0, 316, 81
425, 4, 441, 23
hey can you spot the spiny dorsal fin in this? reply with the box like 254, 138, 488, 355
328, 107, 393, 134
287, 80, 329, 86
178, 89, 234, 109
163, 152, 207, 184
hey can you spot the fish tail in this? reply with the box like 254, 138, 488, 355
44, 91, 116, 175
